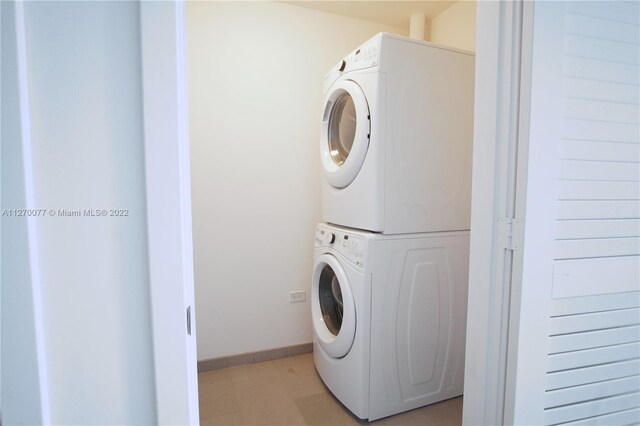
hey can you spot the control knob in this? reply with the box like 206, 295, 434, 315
328, 233, 336, 244
338, 59, 346, 72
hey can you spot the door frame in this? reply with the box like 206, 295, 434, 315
6, 1, 198, 423
140, 2, 199, 424
9, 2, 52, 423
462, 1, 534, 424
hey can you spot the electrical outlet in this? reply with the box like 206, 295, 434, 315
290, 290, 306, 303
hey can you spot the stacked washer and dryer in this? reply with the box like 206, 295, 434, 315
311, 33, 475, 421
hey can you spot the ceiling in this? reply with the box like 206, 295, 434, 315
280, 1, 456, 29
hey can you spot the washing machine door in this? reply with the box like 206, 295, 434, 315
321, 80, 370, 189
312, 254, 356, 358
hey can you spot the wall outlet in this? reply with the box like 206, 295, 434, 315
289, 290, 306, 303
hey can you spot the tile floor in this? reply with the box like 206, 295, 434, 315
198, 353, 463, 425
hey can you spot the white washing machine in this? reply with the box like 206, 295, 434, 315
312, 223, 469, 421
320, 33, 475, 234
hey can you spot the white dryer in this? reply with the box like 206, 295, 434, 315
320, 33, 475, 234
312, 223, 469, 421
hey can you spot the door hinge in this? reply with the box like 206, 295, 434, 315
497, 217, 522, 251
186, 305, 192, 336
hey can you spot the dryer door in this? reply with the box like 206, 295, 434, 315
321, 80, 370, 189
312, 254, 356, 358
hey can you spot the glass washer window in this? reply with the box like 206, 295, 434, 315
318, 264, 344, 336
328, 93, 357, 166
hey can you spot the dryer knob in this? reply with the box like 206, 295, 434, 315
328, 233, 336, 244
338, 60, 346, 72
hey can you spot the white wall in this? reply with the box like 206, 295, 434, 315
187, 1, 407, 360
431, 1, 476, 51
2, 2, 157, 423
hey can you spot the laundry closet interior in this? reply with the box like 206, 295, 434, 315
187, 1, 476, 424
4, 0, 638, 424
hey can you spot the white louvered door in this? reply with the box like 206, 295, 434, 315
510, 1, 640, 424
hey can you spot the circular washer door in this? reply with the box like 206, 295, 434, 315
321, 80, 370, 189
311, 254, 356, 358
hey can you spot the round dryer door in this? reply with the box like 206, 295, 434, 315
311, 254, 356, 358
321, 80, 370, 189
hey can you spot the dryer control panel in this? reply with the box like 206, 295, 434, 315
315, 224, 366, 267
323, 34, 381, 91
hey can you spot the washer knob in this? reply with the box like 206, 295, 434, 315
338, 60, 346, 72
328, 233, 336, 244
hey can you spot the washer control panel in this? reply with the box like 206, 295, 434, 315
315, 225, 366, 267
